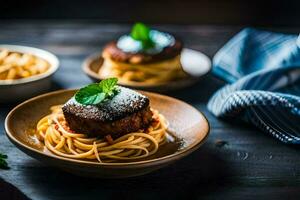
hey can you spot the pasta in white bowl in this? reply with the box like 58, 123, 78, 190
0, 45, 59, 102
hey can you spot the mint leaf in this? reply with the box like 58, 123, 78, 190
0, 153, 7, 159
99, 77, 118, 93
75, 84, 104, 105
75, 78, 119, 105
0, 153, 9, 169
130, 22, 154, 49
131, 23, 151, 41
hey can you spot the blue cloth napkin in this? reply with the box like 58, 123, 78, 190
207, 28, 300, 144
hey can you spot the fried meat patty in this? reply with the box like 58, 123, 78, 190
102, 38, 183, 64
62, 87, 153, 138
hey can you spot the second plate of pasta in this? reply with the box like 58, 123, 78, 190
82, 48, 211, 91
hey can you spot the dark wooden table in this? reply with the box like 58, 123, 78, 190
1, 22, 300, 200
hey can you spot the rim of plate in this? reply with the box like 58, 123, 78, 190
5, 89, 210, 168
82, 48, 211, 88
0, 45, 59, 85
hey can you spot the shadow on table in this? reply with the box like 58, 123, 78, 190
0, 79, 64, 107
50, 79, 65, 91
0, 178, 30, 200
166, 73, 226, 104
19, 144, 233, 200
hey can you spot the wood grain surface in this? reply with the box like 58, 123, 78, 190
0, 22, 300, 200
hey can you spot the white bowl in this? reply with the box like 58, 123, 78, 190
0, 45, 59, 103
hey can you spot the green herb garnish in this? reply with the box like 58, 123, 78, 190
130, 22, 155, 49
0, 153, 9, 169
75, 78, 119, 105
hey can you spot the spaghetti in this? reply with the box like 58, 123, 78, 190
36, 105, 168, 163
99, 54, 187, 84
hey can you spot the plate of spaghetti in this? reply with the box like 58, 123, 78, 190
5, 78, 209, 178
82, 23, 211, 91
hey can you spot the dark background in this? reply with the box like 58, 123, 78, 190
1, 1, 300, 200
1, 0, 300, 26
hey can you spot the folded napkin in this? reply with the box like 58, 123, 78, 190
208, 28, 300, 144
